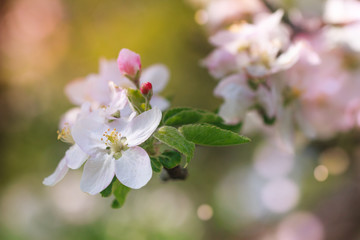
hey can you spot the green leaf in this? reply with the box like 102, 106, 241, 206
163, 107, 192, 123
111, 199, 120, 208
179, 124, 250, 146
163, 108, 223, 126
159, 150, 182, 169
140, 137, 156, 155
154, 126, 195, 163
111, 180, 131, 209
100, 177, 116, 197
150, 157, 162, 172
213, 122, 242, 133
127, 88, 146, 114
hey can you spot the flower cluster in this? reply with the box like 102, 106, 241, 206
44, 49, 165, 196
200, 0, 360, 149
43, 48, 250, 207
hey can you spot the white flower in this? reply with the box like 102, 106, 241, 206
214, 74, 255, 124
325, 23, 360, 52
43, 104, 91, 186
214, 74, 278, 124
324, 0, 360, 24
206, 10, 302, 78
105, 82, 133, 120
201, 0, 265, 31
65, 74, 112, 107
71, 107, 162, 195
65, 59, 170, 111
202, 48, 238, 79
323, 0, 360, 52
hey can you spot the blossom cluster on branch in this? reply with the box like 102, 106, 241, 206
43, 48, 250, 208
200, 0, 360, 151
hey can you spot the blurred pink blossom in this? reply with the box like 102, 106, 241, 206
204, 10, 302, 79
117, 48, 142, 78
323, 0, 360, 24
201, 0, 266, 31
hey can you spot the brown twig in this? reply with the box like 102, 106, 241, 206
260, 0, 305, 36
161, 166, 188, 181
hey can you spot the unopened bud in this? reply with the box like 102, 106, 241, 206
140, 82, 153, 96
117, 48, 141, 78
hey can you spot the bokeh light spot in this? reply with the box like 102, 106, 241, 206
261, 178, 299, 213
197, 204, 213, 221
314, 165, 329, 182
319, 148, 349, 175
276, 212, 324, 240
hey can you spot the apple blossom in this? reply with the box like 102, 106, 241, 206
324, 0, 360, 25
140, 82, 153, 95
117, 48, 142, 79
71, 107, 162, 194
43, 104, 90, 186
191, 0, 266, 32
279, 33, 355, 139
323, 0, 360, 52
65, 57, 170, 111
205, 10, 302, 79
214, 73, 277, 124
202, 48, 238, 79
65, 74, 111, 107
105, 82, 133, 120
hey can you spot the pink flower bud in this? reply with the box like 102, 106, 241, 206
117, 48, 141, 78
140, 82, 153, 95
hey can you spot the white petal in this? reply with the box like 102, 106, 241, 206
107, 117, 129, 132
218, 99, 250, 124
115, 146, 152, 189
65, 78, 89, 106
202, 49, 237, 79
106, 84, 128, 117
324, 0, 360, 24
257, 9, 284, 32
80, 152, 115, 195
120, 105, 136, 118
99, 59, 136, 88
43, 157, 69, 186
274, 43, 301, 72
150, 96, 170, 111
140, 64, 169, 93
257, 85, 277, 118
214, 75, 255, 124
213, 74, 249, 98
72, 110, 108, 155
209, 29, 241, 46
87, 74, 112, 105
122, 107, 162, 147
59, 107, 81, 129
246, 64, 270, 78
80, 102, 92, 115
65, 144, 88, 169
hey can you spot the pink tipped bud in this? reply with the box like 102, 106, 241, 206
140, 82, 153, 95
117, 48, 141, 78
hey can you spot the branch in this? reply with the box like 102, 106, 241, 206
161, 166, 188, 181
260, 0, 305, 36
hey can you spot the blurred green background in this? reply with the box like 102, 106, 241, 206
0, 0, 355, 239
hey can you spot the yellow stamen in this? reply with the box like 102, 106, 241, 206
57, 124, 74, 144
101, 128, 128, 154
